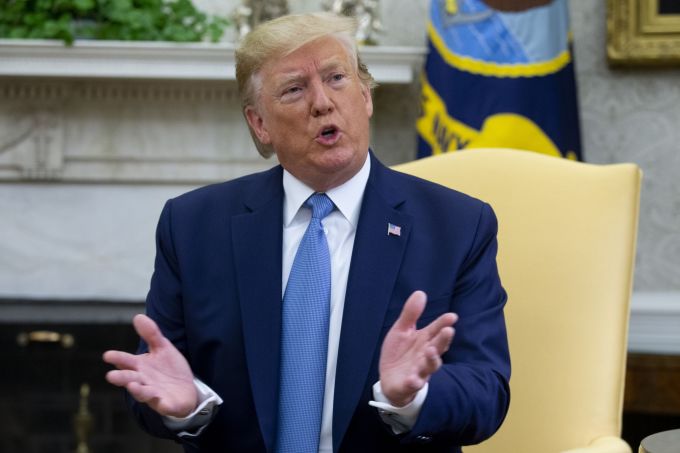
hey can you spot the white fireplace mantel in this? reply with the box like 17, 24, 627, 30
0, 39, 426, 184
0, 39, 427, 84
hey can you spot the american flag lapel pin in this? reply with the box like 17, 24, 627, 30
387, 223, 401, 237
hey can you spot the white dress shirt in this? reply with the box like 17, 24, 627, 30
165, 154, 427, 450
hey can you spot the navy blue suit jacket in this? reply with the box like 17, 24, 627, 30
130, 154, 510, 452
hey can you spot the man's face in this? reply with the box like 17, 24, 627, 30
245, 36, 373, 192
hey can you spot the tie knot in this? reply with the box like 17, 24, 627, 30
306, 193, 334, 220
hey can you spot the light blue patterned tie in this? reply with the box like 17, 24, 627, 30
276, 193, 334, 453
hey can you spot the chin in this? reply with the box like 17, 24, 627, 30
317, 149, 361, 172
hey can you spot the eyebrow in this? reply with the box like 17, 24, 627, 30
273, 58, 351, 90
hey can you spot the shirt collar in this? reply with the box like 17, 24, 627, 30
282, 153, 371, 228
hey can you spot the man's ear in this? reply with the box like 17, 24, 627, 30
244, 106, 271, 144
361, 83, 374, 118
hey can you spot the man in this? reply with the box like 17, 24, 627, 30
103, 12, 510, 453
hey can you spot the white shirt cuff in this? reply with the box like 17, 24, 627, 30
162, 378, 224, 437
368, 381, 428, 434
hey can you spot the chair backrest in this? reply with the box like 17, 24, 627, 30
393, 148, 641, 452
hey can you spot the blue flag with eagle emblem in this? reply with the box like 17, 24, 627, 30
416, 0, 582, 160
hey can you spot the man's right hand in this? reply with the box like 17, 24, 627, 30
103, 314, 198, 418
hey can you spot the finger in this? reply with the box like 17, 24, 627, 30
103, 350, 140, 370
106, 369, 143, 387
133, 314, 167, 351
430, 326, 455, 355
393, 291, 427, 331
418, 346, 443, 379
421, 312, 458, 341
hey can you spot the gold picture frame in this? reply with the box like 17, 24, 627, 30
607, 0, 680, 66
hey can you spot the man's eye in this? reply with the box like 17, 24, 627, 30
331, 73, 345, 82
284, 86, 301, 95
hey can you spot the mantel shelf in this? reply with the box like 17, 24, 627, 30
0, 39, 427, 84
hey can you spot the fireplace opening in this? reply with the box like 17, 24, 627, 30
0, 321, 182, 453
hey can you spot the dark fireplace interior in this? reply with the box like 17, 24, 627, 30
0, 322, 182, 453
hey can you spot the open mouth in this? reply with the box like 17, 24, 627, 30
321, 127, 336, 137
316, 125, 340, 145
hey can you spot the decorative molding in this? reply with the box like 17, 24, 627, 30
607, 0, 680, 67
0, 82, 70, 100
0, 39, 427, 84
0, 78, 269, 183
629, 292, 680, 354
360, 45, 428, 83
0, 298, 143, 324
0, 105, 63, 180
0, 80, 238, 102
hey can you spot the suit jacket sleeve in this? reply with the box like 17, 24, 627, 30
403, 202, 511, 446
126, 199, 195, 444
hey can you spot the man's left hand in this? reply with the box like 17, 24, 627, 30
379, 291, 458, 407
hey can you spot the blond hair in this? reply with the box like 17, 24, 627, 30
235, 12, 377, 158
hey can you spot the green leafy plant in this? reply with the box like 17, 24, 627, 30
0, 0, 229, 44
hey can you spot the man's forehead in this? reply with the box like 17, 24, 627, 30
265, 38, 353, 77
278, 57, 348, 76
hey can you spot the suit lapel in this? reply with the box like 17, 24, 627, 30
231, 167, 284, 453
332, 157, 412, 451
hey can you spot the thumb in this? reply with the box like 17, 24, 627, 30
133, 314, 167, 351
393, 291, 427, 331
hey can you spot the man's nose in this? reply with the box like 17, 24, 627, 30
310, 83, 334, 117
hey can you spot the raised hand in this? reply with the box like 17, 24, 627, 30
103, 314, 198, 418
379, 291, 458, 407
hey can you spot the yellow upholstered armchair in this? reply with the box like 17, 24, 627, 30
394, 148, 642, 453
